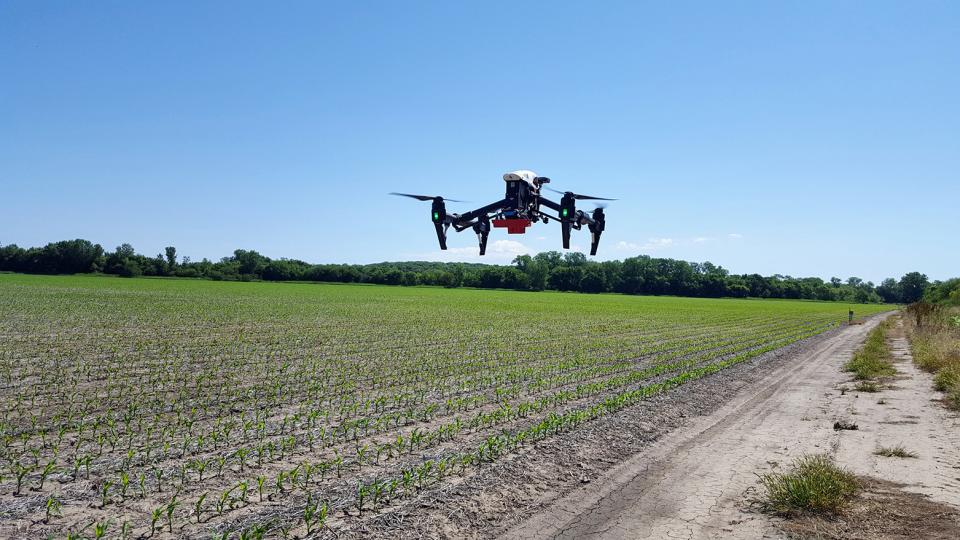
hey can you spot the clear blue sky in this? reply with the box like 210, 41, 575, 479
2, 1, 957, 283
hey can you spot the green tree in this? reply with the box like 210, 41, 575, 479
164, 246, 177, 269
898, 272, 929, 303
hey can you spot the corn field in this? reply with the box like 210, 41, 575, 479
0, 274, 890, 538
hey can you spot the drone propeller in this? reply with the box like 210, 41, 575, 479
389, 192, 465, 203
546, 187, 616, 201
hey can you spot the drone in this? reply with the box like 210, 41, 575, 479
390, 170, 614, 256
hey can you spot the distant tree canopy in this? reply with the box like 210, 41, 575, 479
0, 238, 945, 304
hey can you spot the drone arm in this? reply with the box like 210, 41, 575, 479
454, 199, 510, 224
538, 197, 561, 211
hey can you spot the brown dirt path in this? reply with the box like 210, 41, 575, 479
505, 316, 960, 539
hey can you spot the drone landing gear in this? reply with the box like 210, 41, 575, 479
434, 221, 448, 250
589, 228, 602, 255
588, 207, 605, 256
561, 221, 572, 249
473, 217, 490, 255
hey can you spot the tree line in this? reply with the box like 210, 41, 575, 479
1, 238, 951, 304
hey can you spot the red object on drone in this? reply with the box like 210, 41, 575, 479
492, 218, 532, 234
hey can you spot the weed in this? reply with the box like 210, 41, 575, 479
759, 454, 860, 515
874, 445, 918, 458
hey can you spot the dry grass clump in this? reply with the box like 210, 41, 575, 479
845, 321, 895, 380
759, 454, 861, 516
905, 305, 960, 409
875, 445, 918, 458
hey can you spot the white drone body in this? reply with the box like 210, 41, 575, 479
503, 170, 540, 187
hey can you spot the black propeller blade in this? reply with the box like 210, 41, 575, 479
389, 192, 465, 203
546, 187, 616, 201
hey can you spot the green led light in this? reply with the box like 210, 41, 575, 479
561, 208, 569, 217
433, 212, 440, 221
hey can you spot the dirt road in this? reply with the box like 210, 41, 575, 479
506, 317, 960, 539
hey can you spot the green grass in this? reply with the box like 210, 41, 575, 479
844, 321, 895, 380
0, 274, 891, 537
760, 454, 861, 515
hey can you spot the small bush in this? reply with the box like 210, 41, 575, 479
947, 388, 960, 411
855, 381, 881, 392
760, 454, 860, 515
933, 365, 960, 392
875, 445, 918, 458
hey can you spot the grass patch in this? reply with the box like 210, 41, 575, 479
845, 321, 895, 380
933, 364, 960, 392
875, 445, 918, 458
855, 381, 882, 393
760, 454, 861, 515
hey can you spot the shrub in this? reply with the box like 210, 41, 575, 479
933, 364, 960, 392
760, 454, 860, 515
874, 445, 917, 458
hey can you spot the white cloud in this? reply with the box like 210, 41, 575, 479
693, 236, 710, 243
406, 239, 531, 263
616, 238, 674, 252
728, 233, 743, 239
645, 237, 674, 249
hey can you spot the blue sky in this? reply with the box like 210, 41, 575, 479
1, 1, 957, 283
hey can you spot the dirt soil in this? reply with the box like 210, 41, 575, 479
495, 316, 960, 539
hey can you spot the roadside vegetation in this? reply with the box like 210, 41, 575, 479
844, 320, 895, 381
904, 300, 960, 409
759, 454, 860, 515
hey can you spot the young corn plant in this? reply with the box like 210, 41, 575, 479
149, 506, 163, 537
93, 519, 111, 540
194, 492, 207, 523
44, 495, 62, 524
99, 480, 113, 508
303, 495, 320, 536
165, 495, 179, 532
38, 461, 56, 490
